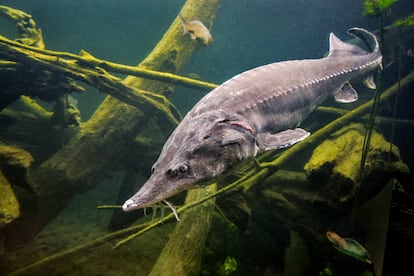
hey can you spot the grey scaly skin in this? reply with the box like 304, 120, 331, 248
123, 28, 382, 211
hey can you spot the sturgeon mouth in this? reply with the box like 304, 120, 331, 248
122, 199, 139, 211
122, 174, 197, 212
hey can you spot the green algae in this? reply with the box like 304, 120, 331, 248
394, 13, 414, 27
304, 123, 406, 184
0, 171, 20, 226
0, 145, 34, 227
363, 0, 397, 17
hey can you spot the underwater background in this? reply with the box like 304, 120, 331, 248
1, 0, 414, 275
0, 0, 383, 117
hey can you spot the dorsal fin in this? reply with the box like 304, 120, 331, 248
328, 32, 368, 57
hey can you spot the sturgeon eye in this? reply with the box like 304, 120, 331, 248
166, 164, 190, 178
151, 166, 155, 174
179, 164, 188, 173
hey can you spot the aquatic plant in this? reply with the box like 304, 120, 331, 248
393, 13, 414, 26
319, 263, 373, 276
363, 0, 397, 17
319, 263, 334, 276
217, 256, 238, 276
358, 0, 392, 202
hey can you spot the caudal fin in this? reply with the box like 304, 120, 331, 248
328, 28, 381, 58
347, 27, 380, 54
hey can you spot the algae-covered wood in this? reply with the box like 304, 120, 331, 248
3, 0, 222, 246
305, 123, 409, 206
149, 185, 216, 276
0, 1, 413, 275
0, 145, 33, 227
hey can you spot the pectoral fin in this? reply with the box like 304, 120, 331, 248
334, 82, 358, 103
257, 128, 310, 151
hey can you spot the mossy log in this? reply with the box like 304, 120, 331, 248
0, 6, 44, 48
0, 35, 180, 126
3, 0, 222, 248
282, 229, 310, 276
0, 144, 33, 253
149, 185, 216, 276
258, 123, 409, 225
0, 144, 33, 225
0, 96, 80, 165
304, 123, 409, 207
316, 106, 414, 127
0, 171, 19, 227
252, 123, 409, 274
0, 6, 84, 110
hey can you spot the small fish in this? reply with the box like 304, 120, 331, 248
326, 231, 372, 264
179, 14, 213, 45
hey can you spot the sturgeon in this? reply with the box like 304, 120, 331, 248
123, 28, 382, 211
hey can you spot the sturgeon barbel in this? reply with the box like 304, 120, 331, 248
123, 28, 382, 211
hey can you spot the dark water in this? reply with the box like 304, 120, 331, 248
1, 0, 414, 275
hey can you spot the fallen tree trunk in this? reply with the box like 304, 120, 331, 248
3, 0, 222, 248
304, 123, 409, 207
0, 144, 33, 226
0, 6, 83, 110
149, 185, 217, 276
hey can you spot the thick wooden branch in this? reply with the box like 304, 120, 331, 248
149, 185, 217, 276
316, 106, 414, 126
2, 0, 222, 268
0, 35, 217, 91
0, 6, 83, 109
0, 36, 181, 126
0, 5, 44, 48
0, 145, 33, 227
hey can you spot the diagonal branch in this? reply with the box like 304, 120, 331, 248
0, 35, 217, 91
0, 36, 182, 126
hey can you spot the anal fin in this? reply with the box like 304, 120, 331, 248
363, 74, 376, 89
257, 128, 310, 151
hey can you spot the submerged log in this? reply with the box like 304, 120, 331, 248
304, 123, 409, 208
0, 6, 84, 110
149, 185, 216, 276
2, 0, 222, 249
0, 36, 180, 126
0, 171, 20, 226
0, 145, 33, 225
0, 6, 44, 48
254, 122, 409, 274
258, 123, 409, 225
0, 144, 33, 254
0, 96, 80, 165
